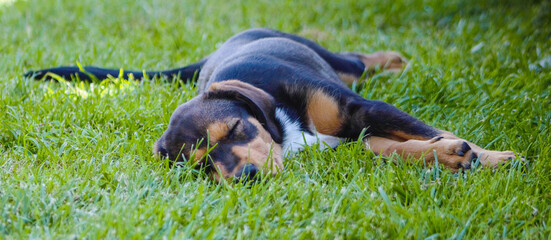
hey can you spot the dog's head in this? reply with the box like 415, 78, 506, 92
153, 80, 283, 182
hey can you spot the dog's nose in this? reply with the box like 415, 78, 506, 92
242, 163, 258, 177
238, 163, 259, 182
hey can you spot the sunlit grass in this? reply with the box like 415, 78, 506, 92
1, 0, 550, 238
0, 0, 16, 7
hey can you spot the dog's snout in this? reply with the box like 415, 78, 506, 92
242, 163, 259, 176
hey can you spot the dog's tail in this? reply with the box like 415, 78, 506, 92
24, 59, 207, 82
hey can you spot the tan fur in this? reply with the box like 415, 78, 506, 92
337, 72, 360, 85
307, 90, 342, 135
209, 79, 266, 95
211, 117, 283, 180
366, 136, 473, 171
231, 118, 283, 173
192, 147, 207, 162
390, 130, 432, 141
359, 51, 407, 72
208, 81, 227, 91
211, 162, 229, 182
436, 131, 517, 168
336, 52, 406, 85
206, 121, 229, 142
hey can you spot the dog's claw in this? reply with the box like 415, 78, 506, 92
430, 136, 444, 143
470, 152, 477, 162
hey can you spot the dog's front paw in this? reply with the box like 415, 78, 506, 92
475, 150, 517, 168
434, 132, 521, 170
427, 137, 477, 171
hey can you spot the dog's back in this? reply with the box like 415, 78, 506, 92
198, 35, 347, 93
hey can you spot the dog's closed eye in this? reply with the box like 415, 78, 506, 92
227, 119, 245, 140
228, 119, 240, 135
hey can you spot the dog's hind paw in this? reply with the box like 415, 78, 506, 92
361, 51, 407, 72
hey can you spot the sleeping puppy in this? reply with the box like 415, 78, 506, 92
25, 28, 518, 182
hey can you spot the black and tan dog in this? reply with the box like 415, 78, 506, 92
26, 28, 517, 182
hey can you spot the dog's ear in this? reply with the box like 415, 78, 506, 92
205, 80, 282, 143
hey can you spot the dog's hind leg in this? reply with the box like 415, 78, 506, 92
328, 51, 408, 85
272, 30, 407, 83
244, 28, 406, 84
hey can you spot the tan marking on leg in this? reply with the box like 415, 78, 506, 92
372, 129, 516, 170
390, 130, 433, 141
358, 51, 407, 72
337, 51, 406, 85
206, 121, 229, 142
337, 72, 360, 85
366, 136, 474, 172
307, 90, 342, 135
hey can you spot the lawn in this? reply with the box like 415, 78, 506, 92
1, 0, 550, 238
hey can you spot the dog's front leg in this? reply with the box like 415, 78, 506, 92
338, 98, 516, 170
366, 136, 476, 171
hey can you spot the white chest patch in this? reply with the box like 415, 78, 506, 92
275, 108, 343, 156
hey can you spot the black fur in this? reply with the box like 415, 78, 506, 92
25, 59, 206, 82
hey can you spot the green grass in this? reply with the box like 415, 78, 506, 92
1, 0, 550, 238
